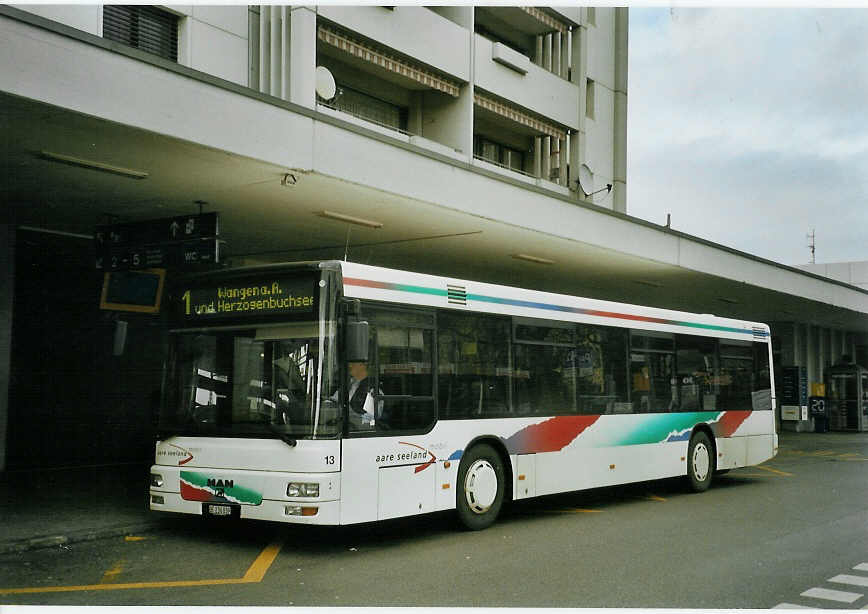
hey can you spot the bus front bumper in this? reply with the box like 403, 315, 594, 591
149, 490, 341, 525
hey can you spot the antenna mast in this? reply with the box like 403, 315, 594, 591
806, 228, 816, 264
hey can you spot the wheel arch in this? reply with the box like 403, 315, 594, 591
690, 423, 717, 471
462, 435, 514, 502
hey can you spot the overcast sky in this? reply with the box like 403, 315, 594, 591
627, 7, 868, 267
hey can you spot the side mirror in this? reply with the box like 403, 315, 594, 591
346, 320, 369, 363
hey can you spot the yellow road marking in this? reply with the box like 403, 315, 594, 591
755, 465, 793, 477
554, 508, 603, 514
99, 559, 126, 584
241, 540, 284, 582
0, 539, 285, 595
124, 536, 150, 542
644, 494, 667, 502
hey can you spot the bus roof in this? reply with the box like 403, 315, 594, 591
336, 261, 770, 343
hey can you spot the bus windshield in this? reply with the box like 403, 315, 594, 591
160, 321, 340, 439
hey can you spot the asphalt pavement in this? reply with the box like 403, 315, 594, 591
0, 430, 860, 555
0, 461, 157, 554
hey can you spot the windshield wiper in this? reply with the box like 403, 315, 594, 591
266, 423, 297, 447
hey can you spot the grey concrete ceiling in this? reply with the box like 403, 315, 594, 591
2, 91, 866, 334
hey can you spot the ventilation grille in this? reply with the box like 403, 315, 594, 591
103, 5, 179, 62
753, 326, 768, 340
447, 284, 467, 306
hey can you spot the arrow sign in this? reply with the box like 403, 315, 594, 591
95, 213, 219, 270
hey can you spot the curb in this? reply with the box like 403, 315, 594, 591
0, 521, 162, 555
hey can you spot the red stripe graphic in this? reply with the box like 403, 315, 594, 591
180, 481, 216, 502
504, 415, 600, 455
344, 277, 391, 289
715, 411, 752, 437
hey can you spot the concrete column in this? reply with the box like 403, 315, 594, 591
558, 136, 568, 185
831, 329, 842, 364
288, 6, 317, 109
543, 33, 552, 72
552, 32, 561, 77
533, 136, 542, 178
806, 325, 816, 387
569, 24, 587, 195
818, 327, 827, 385
259, 8, 271, 95
248, 6, 260, 90
408, 91, 424, 136
0, 225, 14, 472
269, 6, 281, 98
612, 7, 628, 213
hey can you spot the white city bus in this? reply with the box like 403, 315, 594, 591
149, 261, 777, 530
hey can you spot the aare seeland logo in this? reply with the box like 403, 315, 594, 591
155, 443, 194, 465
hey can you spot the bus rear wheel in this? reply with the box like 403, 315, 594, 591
456, 443, 505, 530
686, 431, 714, 492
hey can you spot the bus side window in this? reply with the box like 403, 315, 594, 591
674, 334, 718, 412
364, 306, 436, 433
438, 311, 511, 419
630, 332, 675, 413
719, 339, 755, 410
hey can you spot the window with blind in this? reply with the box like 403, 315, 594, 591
331, 84, 408, 132
473, 135, 526, 173
103, 5, 180, 62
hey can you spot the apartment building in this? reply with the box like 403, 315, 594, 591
0, 5, 865, 470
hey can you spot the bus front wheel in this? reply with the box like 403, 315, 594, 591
686, 431, 714, 492
456, 443, 505, 530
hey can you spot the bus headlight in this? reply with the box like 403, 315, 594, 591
285, 505, 318, 516
287, 482, 319, 497
150, 473, 164, 488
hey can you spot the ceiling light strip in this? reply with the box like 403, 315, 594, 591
512, 253, 555, 265
318, 210, 383, 229
39, 151, 149, 179
317, 25, 460, 97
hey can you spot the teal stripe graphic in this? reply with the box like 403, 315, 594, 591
347, 277, 765, 337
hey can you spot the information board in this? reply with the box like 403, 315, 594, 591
100, 269, 166, 314
781, 366, 807, 406
178, 275, 319, 322
95, 213, 219, 271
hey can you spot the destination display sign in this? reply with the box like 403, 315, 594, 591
178, 275, 318, 322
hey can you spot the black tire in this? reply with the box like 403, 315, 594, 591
456, 443, 506, 530
686, 431, 714, 492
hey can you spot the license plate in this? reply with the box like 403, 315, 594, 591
206, 504, 232, 517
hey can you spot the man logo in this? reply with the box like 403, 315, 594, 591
207, 478, 234, 489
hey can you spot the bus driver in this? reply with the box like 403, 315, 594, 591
348, 361, 381, 429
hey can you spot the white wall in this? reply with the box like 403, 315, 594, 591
583, 7, 621, 210
184, 5, 249, 86
12, 4, 101, 35
798, 262, 868, 291
317, 6, 470, 83
474, 34, 580, 131
13, 4, 250, 87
